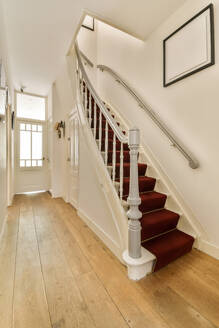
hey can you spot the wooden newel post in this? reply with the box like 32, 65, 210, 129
127, 127, 142, 259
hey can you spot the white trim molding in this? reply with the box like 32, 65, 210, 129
198, 239, 219, 260
77, 208, 124, 262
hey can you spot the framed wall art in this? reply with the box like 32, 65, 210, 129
163, 4, 215, 87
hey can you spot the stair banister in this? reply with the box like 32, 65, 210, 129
76, 41, 150, 280
97, 64, 199, 170
75, 43, 127, 144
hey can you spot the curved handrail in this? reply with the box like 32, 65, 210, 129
75, 44, 128, 144
97, 64, 199, 169
80, 50, 94, 68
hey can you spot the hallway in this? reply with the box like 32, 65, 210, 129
0, 192, 218, 328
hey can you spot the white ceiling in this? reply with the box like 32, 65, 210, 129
1, 0, 186, 96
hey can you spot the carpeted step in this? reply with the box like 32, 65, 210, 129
91, 119, 120, 129
123, 191, 167, 212
118, 176, 156, 197
115, 163, 147, 178
142, 229, 194, 271
107, 150, 130, 164
141, 209, 180, 241
101, 139, 129, 151
96, 129, 126, 139
139, 191, 167, 213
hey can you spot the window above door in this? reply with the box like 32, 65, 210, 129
16, 93, 46, 121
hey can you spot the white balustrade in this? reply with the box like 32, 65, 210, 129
76, 50, 143, 268
112, 133, 116, 184
89, 92, 92, 126
104, 120, 108, 165
94, 102, 97, 140
99, 112, 102, 152
119, 142, 124, 200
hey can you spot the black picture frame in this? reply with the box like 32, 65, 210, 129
163, 4, 215, 87
82, 17, 94, 31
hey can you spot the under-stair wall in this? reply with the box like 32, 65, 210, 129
77, 0, 219, 259
49, 54, 127, 259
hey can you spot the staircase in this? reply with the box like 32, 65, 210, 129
75, 42, 195, 278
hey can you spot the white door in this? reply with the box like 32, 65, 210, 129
15, 92, 50, 193
68, 113, 79, 208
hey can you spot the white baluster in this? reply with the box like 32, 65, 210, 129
85, 86, 88, 116
120, 142, 124, 200
89, 92, 92, 126
99, 112, 102, 152
94, 102, 97, 140
76, 63, 80, 90
112, 133, 116, 184
79, 70, 83, 95
105, 120, 108, 165
127, 128, 142, 259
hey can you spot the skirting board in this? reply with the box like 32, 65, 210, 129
77, 208, 124, 262
69, 197, 78, 210
198, 239, 219, 260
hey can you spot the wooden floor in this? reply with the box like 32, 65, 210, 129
0, 192, 219, 328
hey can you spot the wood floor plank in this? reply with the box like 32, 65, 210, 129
42, 193, 130, 328
138, 274, 217, 328
6, 192, 219, 328
0, 202, 19, 328
52, 196, 170, 328
155, 261, 219, 327
32, 193, 97, 328
13, 197, 52, 328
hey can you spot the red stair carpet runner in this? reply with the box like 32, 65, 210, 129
84, 86, 194, 272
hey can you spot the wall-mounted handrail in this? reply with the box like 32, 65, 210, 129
80, 50, 94, 68
75, 43, 127, 144
97, 64, 199, 169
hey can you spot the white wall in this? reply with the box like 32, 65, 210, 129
50, 58, 75, 199
94, 0, 219, 253
0, 0, 13, 238
77, 126, 122, 251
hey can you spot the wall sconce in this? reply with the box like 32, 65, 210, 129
55, 121, 65, 139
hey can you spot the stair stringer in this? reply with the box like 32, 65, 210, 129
104, 100, 207, 248
75, 94, 130, 263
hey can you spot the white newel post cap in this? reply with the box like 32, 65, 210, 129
123, 248, 156, 281
129, 127, 140, 146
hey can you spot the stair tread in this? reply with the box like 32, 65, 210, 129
139, 191, 167, 213
115, 162, 147, 170
117, 176, 156, 196
140, 191, 167, 201
142, 229, 194, 271
141, 209, 180, 240
114, 162, 147, 178
122, 176, 155, 182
